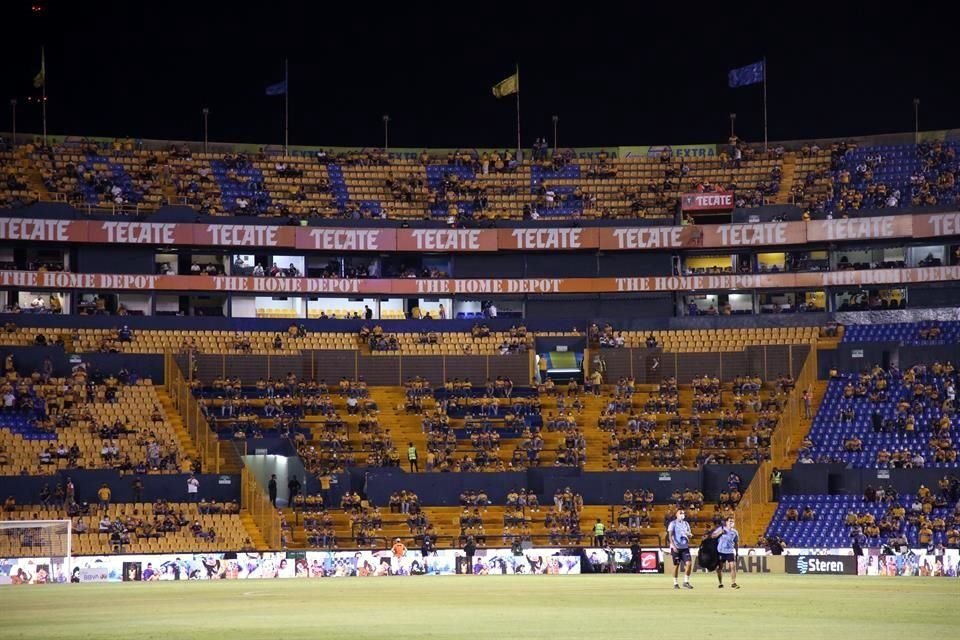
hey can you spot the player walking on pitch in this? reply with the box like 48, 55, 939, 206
711, 516, 740, 588
667, 508, 693, 589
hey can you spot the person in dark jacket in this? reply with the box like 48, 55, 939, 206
268, 474, 278, 507
463, 536, 476, 575
287, 475, 301, 507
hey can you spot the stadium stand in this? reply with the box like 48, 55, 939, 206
4, 137, 948, 219
765, 479, 960, 549
841, 321, 960, 345
0, 500, 254, 556
805, 364, 958, 468
0, 363, 196, 476
7, 126, 960, 564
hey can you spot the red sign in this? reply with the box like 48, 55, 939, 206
190, 224, 296, 247
395, 229, 498, 252
911, 212, 960, 239
700, 221, 807, 248
497, 227, 598, 251
86, 221, 193, 245
681, 191, 735, 212
3, 211, 960, 252
295, 227, 396, 251
0, 218, 87, 243
597, 226, 693, 250
805, 216, 913, 243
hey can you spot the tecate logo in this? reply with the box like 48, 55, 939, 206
798, 556, 845, 574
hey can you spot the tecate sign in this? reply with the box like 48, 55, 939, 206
681, 192, 735, 212
787, 555, 857, 575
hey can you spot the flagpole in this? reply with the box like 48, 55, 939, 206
41, 46, 47, 147
762, 56, 768, 152
284, 58, 289, 156
515, 64, 521, 159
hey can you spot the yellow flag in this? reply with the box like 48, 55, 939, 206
492, 72, 519, 98
33, 48, 46, 89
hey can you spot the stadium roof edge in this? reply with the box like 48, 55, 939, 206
2, 127, 960, 157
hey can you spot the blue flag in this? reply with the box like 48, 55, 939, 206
265, 80, 287, 96
728, 61, 764, 88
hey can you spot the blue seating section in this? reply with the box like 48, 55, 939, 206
830, 143, 960, 209
531, 165, 583, 216
325, 164, 349, 208
75, 155, 143, 204
842, 321, 960, 345
806, 374, 959, 468
426, 165, 477, 217
765, 494, 953, 548
426, 165, 475, 190
210, 161, 271, 212
0, 412, 57, 441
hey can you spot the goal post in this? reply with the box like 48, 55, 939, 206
0, 519, 72, 584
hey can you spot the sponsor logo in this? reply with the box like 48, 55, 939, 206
788, 555, 856, 575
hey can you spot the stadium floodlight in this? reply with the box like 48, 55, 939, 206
0, 519, 72, 584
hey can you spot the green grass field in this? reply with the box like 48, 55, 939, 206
1, 575, 957, 639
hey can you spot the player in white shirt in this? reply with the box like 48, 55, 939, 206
667, 508, 694, 589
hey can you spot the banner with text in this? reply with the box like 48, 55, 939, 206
2, 212, 959, 253
4, 266, 960, 295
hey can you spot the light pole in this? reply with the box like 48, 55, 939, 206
913, 98, 920, 144
383, 114, 390, 152
9, 99, 16, 149
729, 112, 737, 140
202, 107, 210, 153
552, 115, 559, 154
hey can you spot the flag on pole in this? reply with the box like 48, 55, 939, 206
728, 61, 764, 88
33, 48, 46, 88
265, 80, 287, 96
492, 72, 519, 98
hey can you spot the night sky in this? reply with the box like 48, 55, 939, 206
1, 2, 953, 149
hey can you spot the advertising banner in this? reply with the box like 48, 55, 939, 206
619, 145, 718, 159
785, 555, 858, 575
681, 192, 735, 213
665, 550, 784, 575
3, 212, 960, 253
5, 266, 960, 296
858, 549, 960, 577
0, 548, 581, 585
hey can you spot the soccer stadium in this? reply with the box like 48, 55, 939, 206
0, 3, 958, 638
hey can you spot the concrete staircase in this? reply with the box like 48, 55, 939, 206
740, 502, 779, 546
240, 512, 269, 548
154, 388, 199, 464
17, 149, 51, 201
368, 387, 429, 466
773, 154, 796, 204
156, 387, 263, 546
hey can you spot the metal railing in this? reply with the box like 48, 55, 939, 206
164, 351, 281, 549
165, 353, 221, 474
734, 341, 818, 539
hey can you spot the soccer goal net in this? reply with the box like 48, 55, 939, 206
0, 519, 71, 584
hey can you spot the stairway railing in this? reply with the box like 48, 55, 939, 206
734, 341, 818, 540
164, 351, 281, 549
